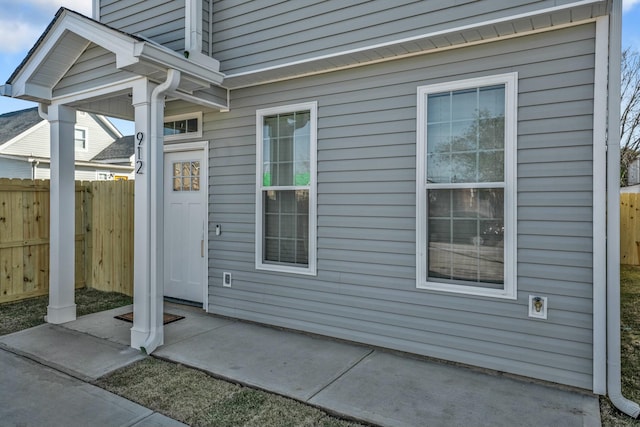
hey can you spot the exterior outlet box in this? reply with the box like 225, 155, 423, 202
223, 272, 232, 287
528, 295, 548, 319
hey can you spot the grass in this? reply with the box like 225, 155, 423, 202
600, 265, 640, 426
96, 358, 365, 427
0, 288, 132, 336
0, 288, 365, 426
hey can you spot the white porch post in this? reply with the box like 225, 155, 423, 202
46, 104, 77, 324
131, 80, 153, 349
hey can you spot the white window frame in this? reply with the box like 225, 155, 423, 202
255, 101, 318, 276
163, 112, 203, 141
416, 73, 518, 299
74, 126, 88, 152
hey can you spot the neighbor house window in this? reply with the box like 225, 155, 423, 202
256, 102, 317, 275
163, 112, 203, 141
416, 73, 517, 299
74, 127, 88, 151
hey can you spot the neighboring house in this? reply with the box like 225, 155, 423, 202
92, 135, 136, 180
628, 157, 640, 186
2, 0, 635, 415
0, 107, 133, 180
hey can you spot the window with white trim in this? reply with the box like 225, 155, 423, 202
163, 112, 203, 141
416, 73, 517, 299
256, 102, 317, 275
74, 127, 88, 151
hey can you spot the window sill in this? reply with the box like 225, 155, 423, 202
417, 280, 516, 300
256, 262, 317, 276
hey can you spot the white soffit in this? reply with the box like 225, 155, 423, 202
223, 0, 608, 89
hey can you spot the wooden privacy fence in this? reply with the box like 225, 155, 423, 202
621, 193, 640, 265
0, 179, 134, 303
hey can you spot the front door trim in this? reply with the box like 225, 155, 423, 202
164, 140, 209, 310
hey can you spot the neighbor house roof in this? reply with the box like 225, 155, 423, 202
92, 135, 134, 162
0, 107, 42, 145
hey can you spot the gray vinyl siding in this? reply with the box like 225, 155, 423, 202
54, 44, 135, 98
206, 23, 596, 389
202, 0, 212, 55
211, 0, 588, 74
100, 0, 185, 53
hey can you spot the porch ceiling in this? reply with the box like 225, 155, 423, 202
223, 0, 610, 89
2, 8, 225, 114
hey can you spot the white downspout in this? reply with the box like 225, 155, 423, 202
142, 69, 181, 354
607, 0, 640, 418
38, 103, 48, 120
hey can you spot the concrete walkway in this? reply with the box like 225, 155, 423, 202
0, 303, 601, 427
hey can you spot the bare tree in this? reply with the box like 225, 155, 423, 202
620, 48, 640, 186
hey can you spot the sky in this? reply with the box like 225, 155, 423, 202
0, 0, 639, 136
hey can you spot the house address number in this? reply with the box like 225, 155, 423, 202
136, 132, 144, 174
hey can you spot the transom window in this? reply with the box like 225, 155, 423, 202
163, 112, 202, 141
416, 73, 517, 299
256, 102, 317, 275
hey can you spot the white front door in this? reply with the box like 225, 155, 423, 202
164, 149, 206, 304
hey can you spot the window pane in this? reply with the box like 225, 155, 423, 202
427, 188, 504, 287
427, 92, 451, 123
478, 150, 504, 182
427, 153, 450, 183
427, 123, 451, 154
450, 152, 476, 182
451, 88, 477, 121
263, 190, 309, 266
478, 117, 505, 150
187, 118, 198, 133
479, 85, 505, 118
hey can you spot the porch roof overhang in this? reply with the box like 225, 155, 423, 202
223, 0, 610, 89
1, 7, 225, 111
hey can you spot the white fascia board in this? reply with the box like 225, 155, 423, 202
10, 10, 137, 98
0, 85, 11, 97
133, 41, 224, 85
169, 90, 228, 111
94, 114, 124, 139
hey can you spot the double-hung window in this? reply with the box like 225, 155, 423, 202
416, 73, 517, 298
74, 127, 88, 151
256, 102, 317, 275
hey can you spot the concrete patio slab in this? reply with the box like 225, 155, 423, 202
63, 305, 134, 345
161, 304, 236, 346
155, 321, 373, 401
0, 349, 186, 427
0, 323, 145, 381
64, 303, 235, 347
309, 351, 601, 427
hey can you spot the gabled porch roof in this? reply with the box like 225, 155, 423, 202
1, 7, 227, 115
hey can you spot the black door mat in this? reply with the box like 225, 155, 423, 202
114, 312, 185, 325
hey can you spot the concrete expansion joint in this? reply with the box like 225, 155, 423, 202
0, 345, 93, 383
306, 349, 376, 402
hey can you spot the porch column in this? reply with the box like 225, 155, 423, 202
131, 80, 154, 349
46, 104, 77, 324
